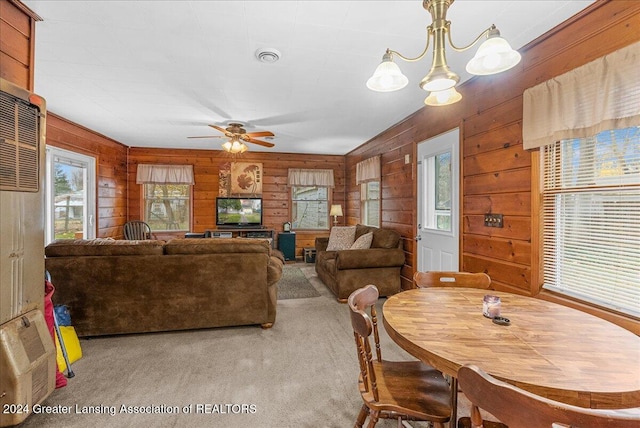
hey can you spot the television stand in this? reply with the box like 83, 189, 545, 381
206, 227, 275, 248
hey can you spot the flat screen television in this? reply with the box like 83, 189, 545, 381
216, 197, 263, 227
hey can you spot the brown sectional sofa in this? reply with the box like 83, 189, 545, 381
314, 224, 405, 301
44, 238, 283, 337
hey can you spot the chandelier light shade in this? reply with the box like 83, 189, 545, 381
424, 87, 462, 106
366, 50, 409, 92
367, 0, 521, 106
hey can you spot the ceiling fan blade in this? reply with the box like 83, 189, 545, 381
246, 137, 275, 148
208, 124, 229, 134
245, 131, 275, 138
187, 135, 226, 139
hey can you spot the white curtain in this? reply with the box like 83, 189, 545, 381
287, 169, 335, 187
136, 164, 194, 184
522, 41, 640, 150
356, 155, 381, 184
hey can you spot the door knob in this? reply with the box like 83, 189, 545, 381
414, 235, 422, 241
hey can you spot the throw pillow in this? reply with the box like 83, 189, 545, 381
350, 232, 373, 250
326, 226, 356, 251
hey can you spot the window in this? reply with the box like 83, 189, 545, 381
361, 181, 380, 227
143, 184, 190, 231
356, 156, 382, 227
136, 164, 194, 232
424, 151, 452, 231
541, 127, 640, 317
291, 186, 329, 230
45, 147, 96, 243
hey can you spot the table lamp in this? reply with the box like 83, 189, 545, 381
330, 204, 343, 226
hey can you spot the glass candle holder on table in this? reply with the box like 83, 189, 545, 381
483, 295, 501, 318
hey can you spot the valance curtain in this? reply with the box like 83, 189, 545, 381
522, 41, 640, 150
356, 155, 381, 184
136, 164, 194, 184
287, 169, 335, 187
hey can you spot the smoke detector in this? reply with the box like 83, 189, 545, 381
255, 48, 281, 63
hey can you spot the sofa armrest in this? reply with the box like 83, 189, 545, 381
315, 237, 329, 252
335, 248, 405, 270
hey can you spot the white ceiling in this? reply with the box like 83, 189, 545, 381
25, 0, 594, 155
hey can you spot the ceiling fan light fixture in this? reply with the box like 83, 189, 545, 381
255, 48, 281, 63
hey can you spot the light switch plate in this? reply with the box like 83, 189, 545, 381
484, 213, 504, 228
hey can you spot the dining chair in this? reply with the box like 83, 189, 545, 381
123, 220, 152, 240
457, 364, 640, 428
413, 271, 491, 289
348, 284, 451, 428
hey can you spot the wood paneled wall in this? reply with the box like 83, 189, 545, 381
345, 1, 640, 295
0, 0, 39, 90
46, 114, 129, 238
127, 148, 344, 258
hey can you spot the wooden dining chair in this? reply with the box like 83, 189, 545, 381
413, 271, 491, 289
123, 220, 152, 240
348, 284, 451, 428
457, 364, 640, 428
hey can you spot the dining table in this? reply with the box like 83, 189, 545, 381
382, 288, 640, 425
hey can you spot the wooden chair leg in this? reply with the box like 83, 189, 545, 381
367, 410, 380, 428
355, 404, 368, 428
470, 405, 483, 428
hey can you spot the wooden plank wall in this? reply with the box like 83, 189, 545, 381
0, 0, 39, 90
46, 114, 129, 238
127, 148, 344, 258
345, 1, 640, 295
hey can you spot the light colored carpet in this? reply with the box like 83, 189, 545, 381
20, 264, 472, 428
277, 264, 321, 300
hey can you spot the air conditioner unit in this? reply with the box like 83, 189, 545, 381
0, 78, 55, 426
0, 310, 56, 427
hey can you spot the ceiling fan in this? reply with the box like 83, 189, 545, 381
188, 122, 275, 153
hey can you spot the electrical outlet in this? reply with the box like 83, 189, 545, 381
484, 213, 504, 228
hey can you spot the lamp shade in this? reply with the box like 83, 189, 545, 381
366, 56, 408, 92
330, 204, 343, 217
466, 36, 521, 75
424, 87, 462, 106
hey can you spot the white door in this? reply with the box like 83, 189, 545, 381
416, 128, 460, 272
45, 147, 96, 244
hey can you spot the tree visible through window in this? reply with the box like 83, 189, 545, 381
143, 184, 190, 231
542, 126, 640, 317
291, 186, 329, 230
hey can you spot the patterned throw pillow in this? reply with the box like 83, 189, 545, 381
350, 232, 373, 250
326, 226, 356, 251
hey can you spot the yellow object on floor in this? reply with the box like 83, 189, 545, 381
55, 326, 82, 372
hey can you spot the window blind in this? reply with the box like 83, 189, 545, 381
541, 127, 640, 317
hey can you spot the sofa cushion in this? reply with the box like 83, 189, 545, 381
326, 226, 356, 251
45, 238, 165, 257
350, 232, 373, 250
164, 238, 270, 255
355, 224, 400, 249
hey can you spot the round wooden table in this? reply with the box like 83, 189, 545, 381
383, 288, 640, 411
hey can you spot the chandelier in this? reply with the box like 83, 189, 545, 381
222, 136, 248, 154
367, 0, 521, 106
